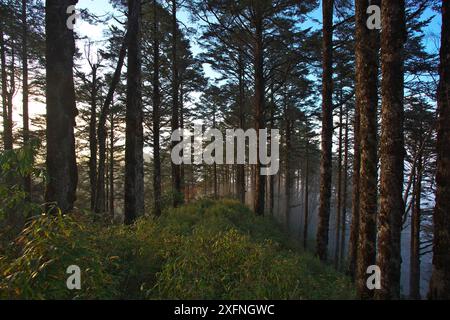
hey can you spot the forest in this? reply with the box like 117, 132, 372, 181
0, 0, 448, 301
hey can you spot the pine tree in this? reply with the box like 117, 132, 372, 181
355, 0, 380, 299
316, 0, 334, 262
44, 0, 79, 213
376, 0, 407, 300
429, 0, 450, 300
124, 0, 144, 224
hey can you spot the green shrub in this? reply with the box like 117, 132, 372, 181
0, 213, 119, 299
0, 199, 355, 300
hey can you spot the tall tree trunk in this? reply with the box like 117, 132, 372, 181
237, 52, 246, 204
0, 18, 10, 150
285, 104, 292, 229
22, 0, 31, 194
6, 40, 14, 150
171, 0, 182, 207
109, 110, 115, 218
340, 112, 349, 267
89, 65, 98, 211
348, 91, 361, 279
410, 149, 422, 300
335, 103, 343, 268
303, 137, 310, 250
355, 0, 380, 299
124, 0, 144, 224
428, 0, 450, 300
45, 0, 79, 214
376, 0, 406, 300
213, 111, 218, 199
180, 84, 185, 198
316, 0, 334, 261
152, 0, 162, 217
268, 86, 276, 214
253, 9, 266, 216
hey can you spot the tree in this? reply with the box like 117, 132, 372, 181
124, 0, 144, 224
0, 2, 13, 151
21, 0, 31, 194
152, 0, 162, 217
429, 0, 450, 300
355, 0, 380, 299
170, 0, 182, 207
95, 27, 129, 214
316, 0, 334, 262
376, 0, 407, 300
44, 0, 79, 214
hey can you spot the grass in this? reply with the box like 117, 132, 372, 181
0, 199, 355, 300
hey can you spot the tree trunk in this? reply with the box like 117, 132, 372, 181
303, 137, 310, 250
152, 0, 162, 217
410, 150, 422, 299
237, 52, 246, 204
124, 0, 144, 224
340, 112, 349, 267
268, 87, 276, 214
44, 0, 79, 214
335, 104, 343, 269
171, 0, 182, 207
253, 9, 266, 216
89, 65, 98, 211
285, 103, 292, 229
213, 111, 218, 199
22, 0, 31, 194
355, 0, 380, 299
109, 110, 115, 218
316, 0, 334, 261
348, 91, 361, 279
0, 19, 10, 151
7, 43, 14, 149
376, 0, 406, 300
428, 0, 450, 300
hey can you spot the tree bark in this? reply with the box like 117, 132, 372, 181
316, 0, 334, 261
355, 0, 380, 299
303, 137, 310, 250
348, 92, 361, 279
22, 0, 31, 194
428, 0, 450, 300
335, 104, 343, 268
285, 102, 292, 229
109, 110, 115, 218
410, 149, 422, 299
340, 112, 349, 266
89, 65, 98, 211
124, 0, 144, 224
45, 0, 79, 214
0, 17, 10, 151
237, 52, 246, 204
376, 0, 406, 300
253, 8, 266, 216
171, 0, 182, 207
152, 0, 162, 217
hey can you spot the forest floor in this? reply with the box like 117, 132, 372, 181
0, 199, 355, 299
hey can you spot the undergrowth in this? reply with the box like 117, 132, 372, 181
0, 199, 355, 300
